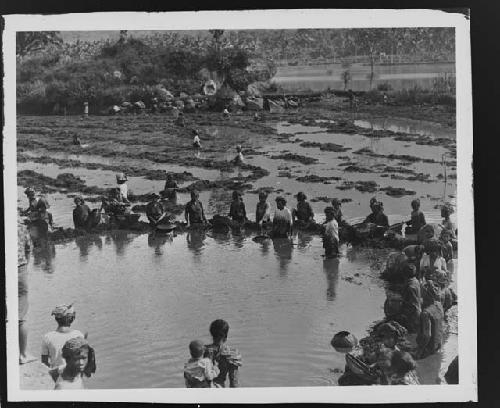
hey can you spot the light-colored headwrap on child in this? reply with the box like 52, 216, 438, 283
51, 304, 75, 318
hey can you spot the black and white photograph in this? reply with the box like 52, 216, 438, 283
3, 9, 476, 403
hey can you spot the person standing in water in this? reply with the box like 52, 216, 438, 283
255, 191, 271, 229
115, 173, 130, 203
292, 192, 314, 227
228, 191, 247, 224
185, 190, 207, 226
163, 172, 179, 202
322, 206, 339, 258
272, 196, 293, 238
440, 203, 457, 239
192, 129, 202, 149
18, 219, 36, 365
73, 196, 91, 230
83, 101, 89, 117
41, 304, 85, 370
51, 337, 96, 389
204, 319, 242, 388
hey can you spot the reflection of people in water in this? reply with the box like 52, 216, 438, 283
323, 257, 340, 301
32, 241, 56, 274
272, 237, 293, 276
147, 232, 173, 256
75, 235, 103, 260
296, 231, 313, 250
110, 231, 132, 257
187, 230, 207, 260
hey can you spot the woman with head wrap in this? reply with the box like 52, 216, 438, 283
416, 280, 444, 359
73, 196, 91, 230
51, 337, 96, 389
41, 304, 85, 370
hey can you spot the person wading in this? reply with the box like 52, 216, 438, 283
185, 190, 207, 226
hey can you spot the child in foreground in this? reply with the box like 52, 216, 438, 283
184, 340, 220, 388
41, 304, 85, 370
51, 337, 96, 389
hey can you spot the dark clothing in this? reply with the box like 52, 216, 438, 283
364, 211, 389, 228
444, 356, 458, 384
73, 204, 90, 229
163, 179, 178, 198
294, 201, 314, 222
146, 201, 165, 224
441, 241, 453, 262
255, 201, 271, 224
332, 207, 343, 224
416, 301, 444, 359
229, 200, 247, 223
407, 210, 426, 233
204, 343, 242, 388
185, 200, 206, 224
401, 277, 422, 333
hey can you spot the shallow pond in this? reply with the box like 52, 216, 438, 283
18, 115, 458, 388
24, 231, 457, 388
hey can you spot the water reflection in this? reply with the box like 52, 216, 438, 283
147, 232, 174, 257
186, 230, 206, 261
323, 257, 340, 301
33, 241, 56, 274
296, 231, 313, 250
272, 238, 294, 277
109, 231, 133, 258
75, 235, 102, 261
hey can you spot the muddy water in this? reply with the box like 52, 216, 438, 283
19, 117, 457, 388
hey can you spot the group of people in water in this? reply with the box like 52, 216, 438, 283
18, 161, 458, 388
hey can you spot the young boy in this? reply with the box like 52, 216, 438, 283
405, 198, 426, 234
184, 340, 220, 388
41, 304, 85, 370
51, 337, 96, 389
323, 206, 339, 258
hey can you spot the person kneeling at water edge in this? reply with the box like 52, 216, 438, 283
184, 340, 220, 388
51, 337, 96, 390
185, 190, 207, 226
204, 319, 242, 388
42, 304, 85, 371
323, 206, 339, 258
272, 196, 293, 238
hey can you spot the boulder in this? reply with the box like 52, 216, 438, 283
134, 101, 146, 110
268, 99, 285, 113
246, 97, 264, 111
203, 79, 217, 96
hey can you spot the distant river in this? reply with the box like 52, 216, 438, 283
272, 62, 455, 92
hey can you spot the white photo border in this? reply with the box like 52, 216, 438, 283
3, 8, 476, 403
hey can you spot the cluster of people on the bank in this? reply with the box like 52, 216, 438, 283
335, 200, 458, 386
